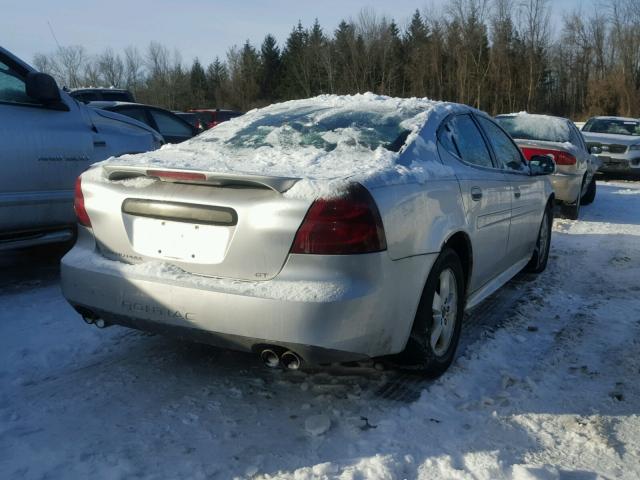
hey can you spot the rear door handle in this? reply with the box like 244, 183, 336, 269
471, 187, 483, 201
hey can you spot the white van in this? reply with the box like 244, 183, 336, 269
0, 46, 163, 250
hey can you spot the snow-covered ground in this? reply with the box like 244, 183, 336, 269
1, 179, 639, 479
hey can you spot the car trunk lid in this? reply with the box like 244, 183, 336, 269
83, 166, 311, 281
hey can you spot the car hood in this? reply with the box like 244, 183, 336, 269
581, 131, 640, 146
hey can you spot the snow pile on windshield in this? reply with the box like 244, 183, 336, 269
101, 93, 450, 198
497, 113, 571, 143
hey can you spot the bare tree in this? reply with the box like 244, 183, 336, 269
97, 48, 124, 87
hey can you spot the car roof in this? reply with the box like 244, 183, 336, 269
586, 116, 639, 122
496, 112, 572, 123
88, 101, 160, 109
71, 87, 131, 93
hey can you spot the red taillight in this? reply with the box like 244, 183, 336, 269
74, 176, 91, 227
291, 184, 387, 255
521, 147, 576, 165
146, 170, 207, 182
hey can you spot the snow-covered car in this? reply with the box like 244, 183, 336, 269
581, 116, 640, 174
0, 47, 163, 250
61, 94, 555, 377
496, 113, 600, 219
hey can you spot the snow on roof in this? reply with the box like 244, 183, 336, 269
497, 112, 571, 143
100, 93, 458, 198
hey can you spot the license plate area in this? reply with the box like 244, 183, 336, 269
128, 216, 231, 264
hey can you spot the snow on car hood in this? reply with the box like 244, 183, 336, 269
99, 93, 459, 199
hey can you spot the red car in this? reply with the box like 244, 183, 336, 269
189, 109, 243, 129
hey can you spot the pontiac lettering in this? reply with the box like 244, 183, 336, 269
121, 300, 195, 320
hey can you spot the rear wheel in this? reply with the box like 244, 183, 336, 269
560, 175, 586, 219
580, 176, 596, 205
525, 205, 552, 273
405, 248, 465, 377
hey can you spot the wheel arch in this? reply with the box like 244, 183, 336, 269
441, 230, 473, 295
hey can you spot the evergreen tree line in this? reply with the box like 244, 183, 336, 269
33, 0, 640, 119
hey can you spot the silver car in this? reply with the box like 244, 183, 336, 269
496, 113, 600, 219
581, 116, 640, 174
61, 96, 555, 376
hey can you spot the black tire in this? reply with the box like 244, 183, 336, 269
560, 174, 586, 219
404, 248, 465, 378
560, 198, 580, 219
525, 205, 553, 274
580, 176, 596, 205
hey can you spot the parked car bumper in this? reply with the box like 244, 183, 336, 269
550, 172, 583, 204
597, 154, 640, 173
61, 228, 434, 364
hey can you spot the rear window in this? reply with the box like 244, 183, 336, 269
215, 105, 423, 153
102, 91, 133, 102
583, 118, 640, 136
496, 115, 570, 143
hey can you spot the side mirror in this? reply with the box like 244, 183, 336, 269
589, 145, 602, 155
529, 154, 556, 175
25, 72, 66, 108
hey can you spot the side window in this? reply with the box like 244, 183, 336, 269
477, 116, 528, 173
437, 122, 461, 157
449, 114, 494, 168
150, 110, 193, 137
0, 60, 38, 105
114, 107, 150, 126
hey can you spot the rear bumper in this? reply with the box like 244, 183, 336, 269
61, 229, 435, 363
549, 172, 583, 204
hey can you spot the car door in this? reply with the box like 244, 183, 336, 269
438, 114, 512, 293
147, 108, 196, 143
476, 115, 543, 265
0, 54, 93, 234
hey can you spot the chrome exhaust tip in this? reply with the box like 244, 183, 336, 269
260, 349, 280, 368
94, 318, 110, 329
281, 351, 302, 370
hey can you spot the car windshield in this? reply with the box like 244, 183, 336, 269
496, 115, 570, 143
583, 118, 640, 136
205, 104, 420, 153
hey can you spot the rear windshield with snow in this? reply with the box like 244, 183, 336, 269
202, 104, 422, 153
583, 118, 640, 136
496, 115, 570, 143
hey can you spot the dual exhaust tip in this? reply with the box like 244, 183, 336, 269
260, 348, 302, 370
82, 314, 109, 329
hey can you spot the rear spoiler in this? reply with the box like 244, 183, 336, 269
102, 165, 300, 193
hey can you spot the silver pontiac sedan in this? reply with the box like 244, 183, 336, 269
61, 94, 555, 377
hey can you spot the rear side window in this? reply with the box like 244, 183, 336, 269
477, 117, 527, 172
448, 115, 494, 168
114, 107, 150, 125
150, 110, 193, 137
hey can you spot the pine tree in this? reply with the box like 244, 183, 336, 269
259, 34, 281, 102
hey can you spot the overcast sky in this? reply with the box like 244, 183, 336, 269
5, 0, 596, 68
